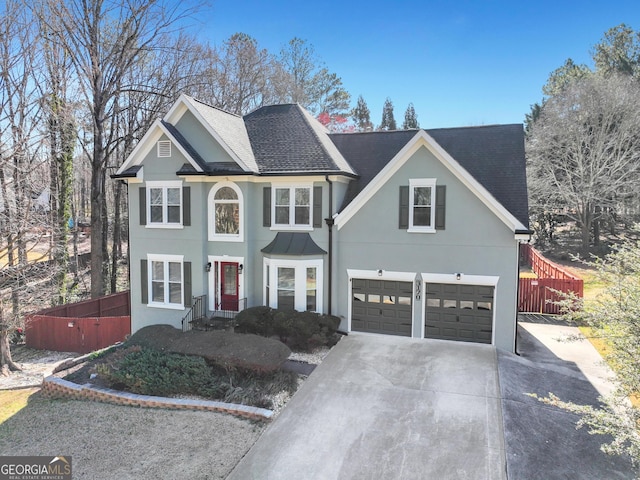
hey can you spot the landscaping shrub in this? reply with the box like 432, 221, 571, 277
127, 324, 291, 373
95, 346, 298, 408
96, 347, 226, 398
236, 306, 341, 351
234, 306, 276, 337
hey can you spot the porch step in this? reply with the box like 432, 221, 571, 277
190, 316, 235, 331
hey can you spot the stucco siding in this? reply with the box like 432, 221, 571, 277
128, 144, 207, 332
335, 145, 519, 352
175, 111, 236, 164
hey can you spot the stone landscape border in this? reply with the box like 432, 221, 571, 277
41, 376, 274, 421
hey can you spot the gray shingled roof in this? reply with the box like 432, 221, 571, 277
243, 104, 355, 175
186, 96, 259, 172
261, 232, 327, 255
329, 125, 529, 228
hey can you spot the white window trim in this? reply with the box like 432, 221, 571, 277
157, 140, 172, 157
271, 183, 313, 231
408, 178, 436, 233
208, 255, 245, 312
146, 180, 183, 229
263, 258, 323, 313
147, 253, 184, 310
420, 273, 499, 344
208, 182, 244, 242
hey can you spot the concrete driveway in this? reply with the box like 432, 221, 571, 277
499, 316, 635, 479
228, 334, 506, 480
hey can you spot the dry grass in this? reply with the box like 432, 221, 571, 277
0, 388, 39, 423
519, 267, 537, 279
0, 392, 264, 479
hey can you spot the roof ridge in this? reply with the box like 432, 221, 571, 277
183, 94, 242, 118
427, 123, 523, 132
295, 105, 357, 176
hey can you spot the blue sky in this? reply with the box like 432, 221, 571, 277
191, 0, 639, 128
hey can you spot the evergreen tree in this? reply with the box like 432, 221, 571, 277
379, 97, 396, 131
402, 103, 419, 129
351, 95, 373, 131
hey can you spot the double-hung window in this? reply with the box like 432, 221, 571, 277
409, 178, 436, 232
147, 181, 182, 227
273, 185, 312, 229
148, 254, 184, 309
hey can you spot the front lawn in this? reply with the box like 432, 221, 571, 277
0, 388, 39, 424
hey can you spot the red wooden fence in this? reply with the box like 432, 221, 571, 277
25, 291, 131, 354
519, 244, 583, 314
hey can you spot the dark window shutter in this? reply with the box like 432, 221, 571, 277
139, 187, 146, 225
183, 261, 192, 307
263, 187, 271, 227
140, 259, 148, 304
399, 186, 409, 229
183, 186, 191, 226
313, 186, 322, 228
435, 185, 446, 230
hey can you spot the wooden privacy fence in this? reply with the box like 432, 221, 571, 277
519, 244, 583, 314
26, 291, 131, 354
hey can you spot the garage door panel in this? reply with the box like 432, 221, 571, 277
352, 279, 413, 336
425, 283, 494, 344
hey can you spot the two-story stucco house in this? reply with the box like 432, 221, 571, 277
114, 94, 530, 352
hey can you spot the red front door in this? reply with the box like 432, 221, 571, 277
220, 262, 239, 311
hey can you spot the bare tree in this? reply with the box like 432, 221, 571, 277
0, 0, 49, 374
527, 74, 640, 250
276, 37, 351, 116
188, 33, 273, 115
38, 11, 77, 305
36, 0, 201, 297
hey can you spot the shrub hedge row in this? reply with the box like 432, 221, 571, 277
96, 345, 298, 408
234, 307, 340, 351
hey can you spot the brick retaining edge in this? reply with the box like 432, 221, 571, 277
41, 376, 273, 421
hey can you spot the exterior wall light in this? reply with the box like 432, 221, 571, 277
238, 264, 244, 274
206, 262, 212, 273
456, 273, 461, 280
377, 269, 383, 276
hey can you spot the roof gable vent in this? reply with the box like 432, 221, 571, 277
157, 140, 171, 158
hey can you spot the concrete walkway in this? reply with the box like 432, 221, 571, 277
229, 334, 506, 480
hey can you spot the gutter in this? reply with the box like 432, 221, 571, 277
325, 175, 334, 315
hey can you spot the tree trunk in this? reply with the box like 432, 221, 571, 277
580, 208, 592, 253
0, 329, 21, 376
110, 181, 122, 293
90, 129, 106, 297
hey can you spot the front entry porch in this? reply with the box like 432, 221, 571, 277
182, 294, 247, 332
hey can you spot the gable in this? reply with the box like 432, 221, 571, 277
338, 145, 518, 245
331, 127, 529, 233
174, 110, 238, 166
115, 119, 204, 176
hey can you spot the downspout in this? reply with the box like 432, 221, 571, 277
515, 241, 521, 356
514, 234, 531, 356
324, 175, 334, 315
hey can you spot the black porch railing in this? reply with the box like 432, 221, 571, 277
182, 294, 207, 332
182, 296, 247, 332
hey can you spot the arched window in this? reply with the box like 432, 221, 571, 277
209, 182, 243, 241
